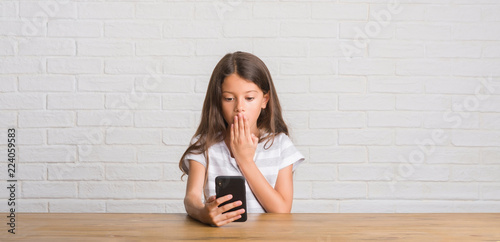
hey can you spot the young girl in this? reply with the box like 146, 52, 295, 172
179, 51, 304, 227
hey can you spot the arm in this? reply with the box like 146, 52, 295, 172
184, 159, 245, 226
230, 114, 294, 213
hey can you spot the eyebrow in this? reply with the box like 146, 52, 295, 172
222, 90, 258, 94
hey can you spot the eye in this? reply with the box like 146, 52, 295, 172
224, 97, 234, 102
246, 97, 255, 101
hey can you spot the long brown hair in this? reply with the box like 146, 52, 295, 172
179, 51, 288, 180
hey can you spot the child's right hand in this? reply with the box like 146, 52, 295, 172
201, 195, 245, 227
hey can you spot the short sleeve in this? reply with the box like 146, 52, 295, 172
182, 136, 207, 174
278, 134, 305, 171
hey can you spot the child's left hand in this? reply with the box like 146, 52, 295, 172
230, 113, 258, 166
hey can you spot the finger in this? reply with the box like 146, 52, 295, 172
214, 194, 233, 207
206, 195, 216, 203
233, 115, 239, 141
230, 123, 234, 144
238, 113, 245, 138
214, 213, 243, 227
219, 200, 243, 213
243, 115, 252, 142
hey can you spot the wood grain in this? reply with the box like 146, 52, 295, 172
1, 213, 499, 241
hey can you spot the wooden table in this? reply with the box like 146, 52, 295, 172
1, 213, 499, 241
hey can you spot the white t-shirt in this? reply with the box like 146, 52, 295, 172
183, 133, 304, 213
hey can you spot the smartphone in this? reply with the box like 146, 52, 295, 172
215, 176, 247, 222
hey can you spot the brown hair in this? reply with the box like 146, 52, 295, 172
179, 51, 288, 180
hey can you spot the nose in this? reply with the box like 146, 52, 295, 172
235, 98, 245, 113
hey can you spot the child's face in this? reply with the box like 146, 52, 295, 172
221, 73, 269, 134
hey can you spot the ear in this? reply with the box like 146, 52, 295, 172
261, 93, 270, 109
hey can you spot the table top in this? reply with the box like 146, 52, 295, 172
2, 213, 500, 241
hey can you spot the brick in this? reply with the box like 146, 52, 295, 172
274, 76, 309, 94
106, 200, 165, 213
254, 39, 307, 57
17, 164, 46, 181
78, 76, 134, 92
135, 75, 195, 93
396, 129, 451, 146
135, 111, 194, 128
369, 182, 478, 200
339, 164, 394, 181
165, 200, 185, 213
0, 112, 16, 127
339, 22, 394, 39
426, 42, 481, 58
78, 3, 134, 19
79, 145, 136, 163
483, 44, 500, 58
106, 128, 162, 145
451, 165, 500, 182
17, 129, 45, 145
295, 163, 337, 181
105, 59, 161, 75
136, 182, 185, 199
396, 95, 450, 111
17, 200, 48, 213
48, 20, 101, 37
136, 3, 194, 19
164, 163, 183, 181
164, 20, 222, 38
283, 111, 309, 130
396, 23, 450, 40
424, 77, 482, 94
368, 76, 422, 93
195, 2, 251, 20
293, 181, 312, 199
426, 6, 481, 22
106, 93, 162, 110
309, 40, 363, 58
0, 76, 16, 92
310, 111, 365, 128
292, 200, 338, 213
312, 3, 367, 20
49, 200, 105, 213
0, 20, 45, 36
369, 4, 424, 21
293, 129, 337, 146
19, 38, 74, 56
105, 22, 161, 39
281, 21, 337, 38
20, 1, 77, 19
137, 145, 185, 163
482, 148, 500, 164
368, 111, 421, 127
48, 164, 103, 181
0, 39, 15, 56
339, 129, 393, 145
47, 94, 104, 110
22, 181, 77, 198
452, 130, 500, 147
281, 94, 337, 111
77, 40, 133, 56
254, 2, 310, 19
281, 58, 336, 75
310, 76, 366, 93
482, 5, 500, 21
163, 56, 219, 75
163, 129, 196, 145
369, 40, 424, 57
106, 164, 162, 181
0, 2, 18, 18
19, 111, 75, 128
340, 200, 397, 213
48, 128, 104, 145
339, 94, 394, 111
397, 165, 450, 181
47, 58, 102, 74
196, 39, 252, 56
136, 40, 195, 56
78, 110, 133, 127
424, 112, 479, 129
482, 184, 500, 200
396, 60, 454, 76
162, 93, 204, 111
224, 20, 279, 37
19, 75, 75, 92
339, 59, 394, 75
453, 23, 500, 40
0, 93, 45, 110
0, 57, 43, 74
453, 60, 500, 76
452, 95, 500, 112
312, 182, 366, 199
79, 182, 134, 199
310, 146, 366, 163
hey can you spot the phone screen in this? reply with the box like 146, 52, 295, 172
215, 176, 247, 222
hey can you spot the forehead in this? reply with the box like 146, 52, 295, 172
221, 74, 262, 93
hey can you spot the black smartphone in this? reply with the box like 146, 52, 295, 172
215, 176, 247, 222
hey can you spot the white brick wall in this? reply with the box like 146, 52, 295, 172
0, 0, 499, 214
